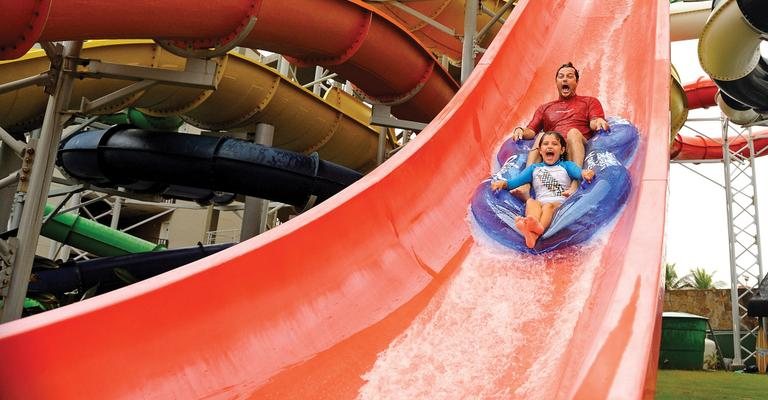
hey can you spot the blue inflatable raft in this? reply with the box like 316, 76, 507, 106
470, 116, 639, 254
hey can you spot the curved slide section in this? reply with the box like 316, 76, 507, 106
671, 129, 768, 160
683, 76, 718, 110
698, 0, 768, 125
670, 0, 711, 42
0, 0, 459, 123
0, 0, 668, 398
671, 76, 768, 160
30, 243, 234, 299
0, 40, 388, 172
670, 65, 688, 136
57, 126, 362, 208
41, 203, 164, 257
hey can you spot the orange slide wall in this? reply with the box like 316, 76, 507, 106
0, 0, 669, 398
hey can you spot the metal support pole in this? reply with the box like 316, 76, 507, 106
722, 116, 744, 369
110, 196, 123, 229
377, 126, 388, 166
0, 73, 49, 96
1, 41, 82, 323
120, 209, 173, 233
0, 170, 19, 190
277, 57, 291, 79
58, 192, 81, 261
718, 117, 766, 369
0, 127, 26, 156
312, 66, 326, 96
0, 143, 22, 229
240, 123, 274, 241
461, 0, 479, 83
477, 0, 515, 42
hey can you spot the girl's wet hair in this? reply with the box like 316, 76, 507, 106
541, 131, 568, 160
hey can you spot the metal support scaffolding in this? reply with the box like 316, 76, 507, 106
461, 0, 479, 83
366, 0, 457, 36
720, 116, 765, 369
370, 104, 427, 131
277, 57, 297, 82
0, 73, 50, 96
304, 67, 337, 96
110, 196, 123, 229
0, 127, 26, 156
671, 115, 766, 370
1, 41, 83, 322
57, 192, 82, 261
240, 123, 275, 241
77, 58, 219, 89
0, 140, 22, 229
377, 126, 388, 165
477, 0, 514, 42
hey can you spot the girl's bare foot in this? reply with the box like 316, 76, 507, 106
515, 216, 539, 248
524, 216, 544, 235
522, 230, 539, 249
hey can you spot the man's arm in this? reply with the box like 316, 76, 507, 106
588, 97, 609, 131
511, 126, 537, 141
511, 104, 545, 140
589, 117, 609, 131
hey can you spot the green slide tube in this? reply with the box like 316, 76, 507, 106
97, 108, 184, 131
42, 204, 165, 257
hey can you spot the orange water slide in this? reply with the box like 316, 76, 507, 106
0, 0, 669, 398
1, 0, 459, 123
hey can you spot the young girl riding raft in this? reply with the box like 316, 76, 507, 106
490, 131, 595, 248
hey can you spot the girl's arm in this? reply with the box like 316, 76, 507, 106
561, 161, 595, 197
562, 161, 595, 182
491, 164, 536, 192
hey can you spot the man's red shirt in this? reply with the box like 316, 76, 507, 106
526, 95, 605, 139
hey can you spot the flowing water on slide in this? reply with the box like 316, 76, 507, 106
357, 221, 610, 399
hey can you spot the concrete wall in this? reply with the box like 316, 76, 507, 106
664, 288, 757, 330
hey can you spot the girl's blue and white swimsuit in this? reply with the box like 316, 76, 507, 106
505, 160, 583, 204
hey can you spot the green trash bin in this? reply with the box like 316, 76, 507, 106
659, 311, 708, 370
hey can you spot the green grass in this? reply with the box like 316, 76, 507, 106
655, 370, 768, 399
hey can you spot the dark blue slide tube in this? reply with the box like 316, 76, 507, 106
57, 125, 363, 207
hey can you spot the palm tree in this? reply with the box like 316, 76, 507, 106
665, 263, 685, 290
682, 267, 716, 289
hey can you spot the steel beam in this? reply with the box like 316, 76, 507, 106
0, 41, 83, 322
77, 58, 218, 89
461, 0, 479, 83
0, 73, 49, 96
370, 104, 427, 131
